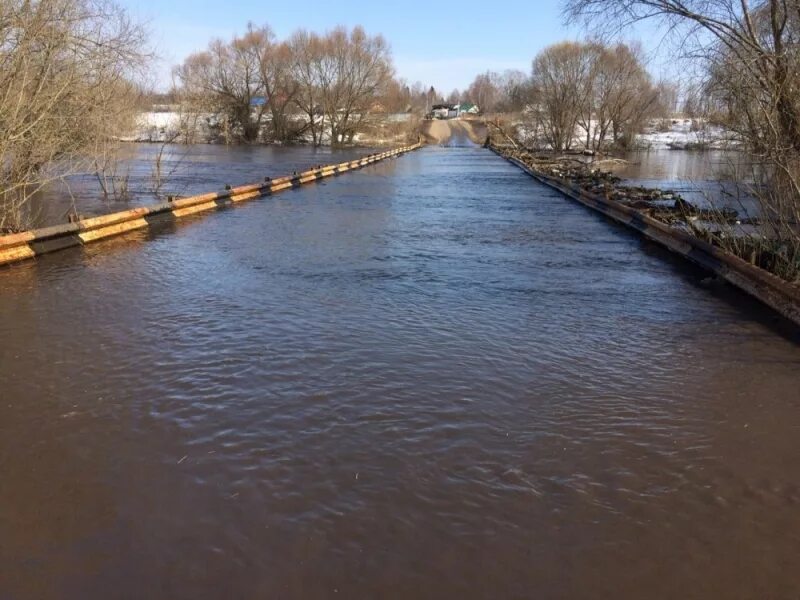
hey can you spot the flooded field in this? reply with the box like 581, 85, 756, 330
618, 149, 743, 185
26, 144, 376, 228
617, 149, 757, 215
1, 146, 799, 599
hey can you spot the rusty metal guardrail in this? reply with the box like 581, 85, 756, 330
0, 143, 422, 268
489, 145, 800, 328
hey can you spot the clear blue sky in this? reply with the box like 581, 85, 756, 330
121, 0, 671, 92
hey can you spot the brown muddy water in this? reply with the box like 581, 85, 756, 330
1, 146, 800, 599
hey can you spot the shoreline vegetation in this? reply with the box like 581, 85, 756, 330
127, 109, 737, 152
489, 137, 800, 288
125, 109, 421, 148
557, 0, 800, 304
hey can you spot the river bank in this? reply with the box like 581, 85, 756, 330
129, 110, 419, 147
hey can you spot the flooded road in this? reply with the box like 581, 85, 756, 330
1, 146, 799, 599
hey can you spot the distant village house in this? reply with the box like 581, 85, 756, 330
430, 103, 480, 119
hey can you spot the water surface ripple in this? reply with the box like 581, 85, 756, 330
1, 147, 799, 599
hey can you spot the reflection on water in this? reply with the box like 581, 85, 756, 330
1, 147, 799, 599
618, 149, 746, 185
616, 149, 758, 215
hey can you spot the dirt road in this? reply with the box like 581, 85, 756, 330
421, 119, 488, 146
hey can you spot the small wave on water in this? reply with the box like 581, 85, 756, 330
1, 147, 799, 599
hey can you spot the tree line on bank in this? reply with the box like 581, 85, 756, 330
563, 0, 800, 282
530, 41, 668, 151
451, 43, 675, 152
174, 24, 398, 146
172, 26, 674, 152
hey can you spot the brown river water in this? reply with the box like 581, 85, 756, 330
1, 146, 799, 599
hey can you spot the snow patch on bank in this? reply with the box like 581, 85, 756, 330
125, 110, 413, 146
123, 111, 184, 143
509, 117, 740, 152
636, 119, 738, 150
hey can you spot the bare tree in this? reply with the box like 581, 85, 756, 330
322, 26, 394, 145
426, 86, 440, 112
259, 41, 300, 142
595, 43, 658, 148
0, 0, 148, 231
504, 70, 532, 112
382, 78, 413, 113
653, 79, 680, 118
464, 70, 530, 114
530, 42, 595, 151
565, 0, 800, 279
173, 23, 398, 147
287, 26, 393, 146
175, 24, 269, 143
516, 40, 661, 152
466, 72, 500, 113
288, 30, 328, 146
